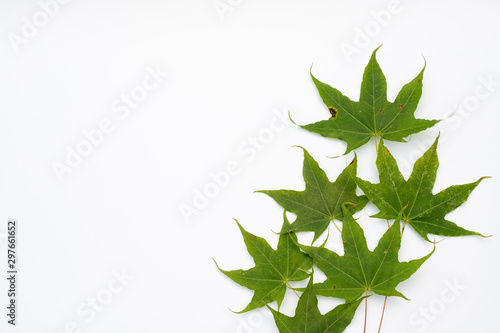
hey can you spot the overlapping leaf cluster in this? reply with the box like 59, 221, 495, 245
215, 48, 488, 332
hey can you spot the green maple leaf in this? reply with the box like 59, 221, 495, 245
214, 212, 312, 313
299, 205, 432, 302
356, 136, 489, 241
258, 147, 369, 242
302, 46, 439, 154
268, 276, 363, 333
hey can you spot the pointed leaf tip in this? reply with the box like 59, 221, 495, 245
288, 110, 299, 126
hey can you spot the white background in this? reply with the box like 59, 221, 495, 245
0, 1, 499, 332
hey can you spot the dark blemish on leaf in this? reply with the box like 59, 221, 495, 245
398, 105, 403, 110
385, 149, 390, 154
251, 234, 256, 238
328, 107, 337, 118
418, 79, 422, 83
379, 110, 384, 114
333, 286, 337, 290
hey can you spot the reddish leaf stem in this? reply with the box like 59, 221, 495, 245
401, 219, 407, 238
363, 291, 368, 333
286, 280, 300, 298
378, 220, 392, 333
379, 218, 407, 332
378, 296, 388, 333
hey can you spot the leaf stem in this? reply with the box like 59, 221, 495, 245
363, 290, 368, 333
378, 221, 390, 333
285, 280, 300, 298
378, 296, 388, 333
332, 220, 342, 234
401, 219, 407, 239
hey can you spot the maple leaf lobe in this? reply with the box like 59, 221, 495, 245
214, 213, 312, 313
268, 276, 363, 333
356, 136, 488, 241
299, 205, 433, 302
258, 147, 368, 241
303, 46, 439, 154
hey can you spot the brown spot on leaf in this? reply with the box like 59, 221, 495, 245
385, 149, 390, 154
398, 105, 403, 110
328, 107, 338, 118
333, 286, 337, 290
379, 110, 384, 114
418, 79, 422, 83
